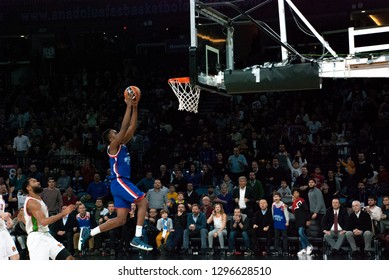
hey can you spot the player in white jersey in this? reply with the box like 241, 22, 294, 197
0, 194, 20, 260
22, 178, 75, 260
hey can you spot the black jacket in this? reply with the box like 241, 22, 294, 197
321, 206, 348, 231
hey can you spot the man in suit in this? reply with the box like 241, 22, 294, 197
232, 176, 255, 217
52, 205, 78, 254
182, 203, 208, 254
321, 197, 349, 255
250, 199, 273, 256
345, 200, 374, 257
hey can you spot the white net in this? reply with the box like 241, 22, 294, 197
168, 77, 201, 113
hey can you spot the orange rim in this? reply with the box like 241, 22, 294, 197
168, 77, 190, 84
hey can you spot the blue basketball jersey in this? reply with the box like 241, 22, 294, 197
108, 144, 131, 179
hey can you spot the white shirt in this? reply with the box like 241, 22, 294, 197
238, 187, 246, 209
13, 135, 31, 152
331, 209, 343, 231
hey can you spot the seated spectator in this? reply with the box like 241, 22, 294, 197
144, 208, 159, 252
184, 183, 199, 209
166, 184, 178, 203
250, 199, 273, 256
183, 203, 208, 254
214, 184, 234, 216
168, 192, 189, 218
363, 195, 382, 234
56, 169, 71, 194
87, 173, 108, 202
136, 171, 155, 193
156, 209, 173, 252
52, 205, 78, 255
73, 203, 97, 256
277, 179, 292, 206
345, 200, 374, 257
321, 197, 348, 255
207, 203, 227, 254
200, 195, 213, 219
62, 186, 78, 206
227, 207, 251, 256
166, 203, 187, 254
99, 201, 120, 256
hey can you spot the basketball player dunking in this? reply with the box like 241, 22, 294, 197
78, 87, 152, 252
22, 178, 75, 260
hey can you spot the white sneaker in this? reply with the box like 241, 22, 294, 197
297, 249, 306, 256
306, 245, 313, 255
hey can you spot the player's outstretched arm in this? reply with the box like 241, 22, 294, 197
122, 101, 138, 144
109, 95, 134, 152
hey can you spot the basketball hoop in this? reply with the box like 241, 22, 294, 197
168, 77, 201, 113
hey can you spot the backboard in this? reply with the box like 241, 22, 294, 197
188, 0, 389, 95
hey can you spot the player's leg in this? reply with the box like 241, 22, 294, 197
130, 197, 153, 251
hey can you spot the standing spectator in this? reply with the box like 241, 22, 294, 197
307, 178, 326, 229
291, 189, 313, 256
271, 192, 289, 256
294, 165, 310, 203
41, 177, 63, 216
146, 179, 168, 212
13, 128, 31, 168
232, 176, 255, 217
227, 147, 248, 185
87, 173, 108, 202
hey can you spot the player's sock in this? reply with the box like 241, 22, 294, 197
91, 227, 101, 236
135, 225, 143, 237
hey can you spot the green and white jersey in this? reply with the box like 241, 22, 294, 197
24, 196, 50, 234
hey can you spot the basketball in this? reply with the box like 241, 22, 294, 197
124, 86, 141, 102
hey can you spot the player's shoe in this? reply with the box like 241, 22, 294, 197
78, 227, 91, 251
130, 237, 153, 251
